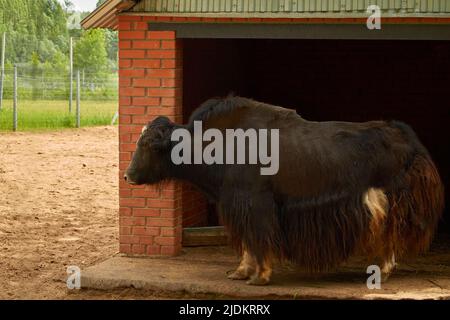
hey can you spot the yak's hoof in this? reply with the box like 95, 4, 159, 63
227, 270, 250, 280
381, 264, 396, 283
381, 272, 391, 283
246, 275, 270, 286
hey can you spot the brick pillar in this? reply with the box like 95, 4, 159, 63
118, 16, 183, 256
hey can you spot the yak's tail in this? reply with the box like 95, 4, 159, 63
385, 122, 445, 258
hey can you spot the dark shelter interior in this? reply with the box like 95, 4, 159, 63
182, 39, 449, 234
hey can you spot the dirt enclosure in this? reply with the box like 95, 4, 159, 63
0, 127, 121, 299
0, 127, 449, 300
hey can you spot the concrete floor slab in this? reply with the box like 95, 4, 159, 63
81, 246, 450, 299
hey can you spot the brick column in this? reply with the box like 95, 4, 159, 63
118, 16, 183, 256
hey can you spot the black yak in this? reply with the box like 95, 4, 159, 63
125, 96, 444, 285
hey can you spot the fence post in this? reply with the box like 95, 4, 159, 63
13, 65, 17, 131
111, 111, 119, 126
69, 37, 73, 113
76, 70, 80, 128
0, 32, 6, 111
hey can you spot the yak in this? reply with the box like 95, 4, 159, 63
125, 96, 444, 285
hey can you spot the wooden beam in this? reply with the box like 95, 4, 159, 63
81, 0, 137, 29
182, 226, 228, 247
148, 22, 450, 40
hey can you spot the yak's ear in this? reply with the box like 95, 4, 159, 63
148, 117, 174, 151
151, 116, 171, 127
152, 127, 173, 151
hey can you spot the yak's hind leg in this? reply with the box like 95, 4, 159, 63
228, 249, 256, 280
363, 188, 395, 282
381, 252, 396, 282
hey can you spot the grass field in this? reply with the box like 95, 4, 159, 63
0, 100, 118, 131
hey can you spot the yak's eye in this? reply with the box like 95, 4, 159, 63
137, 134, 148, 147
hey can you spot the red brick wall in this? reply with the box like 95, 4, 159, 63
118, 15, 208, 256
182, 185, 208, 228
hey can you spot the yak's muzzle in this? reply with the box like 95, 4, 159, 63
123, 171, 138, 185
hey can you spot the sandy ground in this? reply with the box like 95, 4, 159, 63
0, 127, 449, 300
0, 127, 123, 299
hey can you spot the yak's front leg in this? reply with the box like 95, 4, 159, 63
221, 184, 277, 286
245, 190, 276, 286
228, 249, 256, 280
246, 255, 272, 286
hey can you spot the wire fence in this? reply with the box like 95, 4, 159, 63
0, 66, 118, 131
0, 66, 118, 100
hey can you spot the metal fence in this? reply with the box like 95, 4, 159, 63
0, 66, 118, 131
0, 66, 118, 101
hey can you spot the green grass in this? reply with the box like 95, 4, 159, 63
0, 100, 118, 131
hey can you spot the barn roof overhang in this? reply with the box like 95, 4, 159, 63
81, 0, 138, 30
82, 0, 450, 30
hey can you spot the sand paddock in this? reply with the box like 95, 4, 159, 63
0, 127, 121, 299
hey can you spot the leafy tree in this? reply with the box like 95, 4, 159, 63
0, 0, 118, 100
0, 0, 68, 63
63, 0, 75, 13
31, 52, 40, 100
50, 51, 69, 73
97, 0, 107, 7
74, 29, 108, 76
104, 29, 118, 62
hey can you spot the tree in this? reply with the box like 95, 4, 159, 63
0, 0, 117, 99
74, 29, 108, 77
63, 0, 75, 12
0, 0, 68, 63
104, 29, 118, 62
97, 0, 107, 7
50, 51, 68, 73
30, 52, 41, 100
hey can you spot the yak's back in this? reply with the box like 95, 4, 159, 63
187, 96, 299, 130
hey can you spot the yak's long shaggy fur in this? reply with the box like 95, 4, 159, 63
127, 96, 445, 274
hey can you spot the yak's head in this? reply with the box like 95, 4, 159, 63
124, 116, 174, 185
